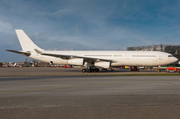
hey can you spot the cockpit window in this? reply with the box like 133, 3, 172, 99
168, 55, 173, 57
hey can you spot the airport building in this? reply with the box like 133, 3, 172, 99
127, 44, 180, 60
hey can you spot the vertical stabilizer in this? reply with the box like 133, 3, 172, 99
15, 29, 44, 51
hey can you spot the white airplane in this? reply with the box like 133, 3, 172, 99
6, 30, 178, 72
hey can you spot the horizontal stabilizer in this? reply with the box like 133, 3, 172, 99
6, 49, 31, 56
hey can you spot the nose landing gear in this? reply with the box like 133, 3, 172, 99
130, 66, 139, 71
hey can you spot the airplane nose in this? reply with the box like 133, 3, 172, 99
172, 57, 178, 63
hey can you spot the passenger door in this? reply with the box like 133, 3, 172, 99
158, 54, 163, 60
125, 54, 130, 59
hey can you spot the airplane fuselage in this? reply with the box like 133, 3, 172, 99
29, 50, 177, 66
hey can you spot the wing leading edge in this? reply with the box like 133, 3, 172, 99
34, 49, 115, 63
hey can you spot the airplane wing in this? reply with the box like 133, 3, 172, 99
34, 49, 115, 63
6, 50, 31, 56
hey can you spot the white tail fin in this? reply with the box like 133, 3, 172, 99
15, 29, 44, 51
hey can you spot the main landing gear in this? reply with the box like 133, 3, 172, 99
82, 67, 99, 73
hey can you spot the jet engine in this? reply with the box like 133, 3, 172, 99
67, 58, 85, 65
94, 62, 111, 68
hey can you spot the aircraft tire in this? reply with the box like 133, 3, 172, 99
87, 69, 91, 72
102, 68, 107, 71
82, 69, 86, 73
95, 68, 99, 72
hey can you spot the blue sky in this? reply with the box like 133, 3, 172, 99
1, 0, 180, 62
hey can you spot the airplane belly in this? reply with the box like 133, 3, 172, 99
30, 55, 68, 65
146, 59, 156, 66
133, 59, 146, 66
111, 62, 122, 66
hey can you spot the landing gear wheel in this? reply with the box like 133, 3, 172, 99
91, 69, 95, 72
82, 69, 86, 73
87, 69, 94, 72
102, 68, 107, 71
95, 68, 99, 72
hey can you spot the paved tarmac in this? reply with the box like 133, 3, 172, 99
0, 67, 177, 76
0, 75, 180, 119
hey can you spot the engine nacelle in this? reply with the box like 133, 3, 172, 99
67, 58, 84, 66
94, 62, 111, 68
